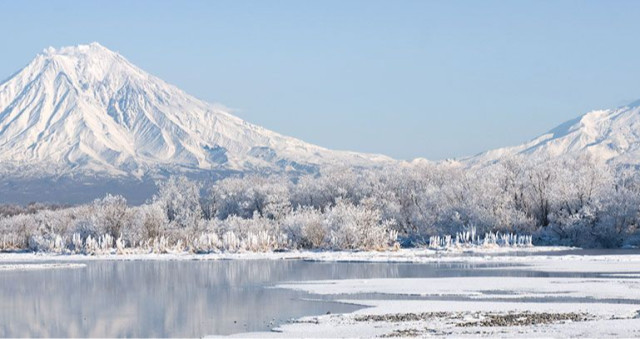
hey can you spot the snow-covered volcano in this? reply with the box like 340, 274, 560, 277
0, 43, 392, 179
465, 101, 640, 166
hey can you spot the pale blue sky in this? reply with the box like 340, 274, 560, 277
1, 0, 639, 160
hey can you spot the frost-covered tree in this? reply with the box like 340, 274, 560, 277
92, 194, 129, 238
209, 175, 291, 220
154, 176, 202, 229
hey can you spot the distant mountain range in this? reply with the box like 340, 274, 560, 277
1, 43, 639, 203
464, 100, 640, 166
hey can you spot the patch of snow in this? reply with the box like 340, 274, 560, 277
225, 300, 640, 338
277, 276, 640, 300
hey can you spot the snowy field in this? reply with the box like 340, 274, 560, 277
2, 247, 640, 337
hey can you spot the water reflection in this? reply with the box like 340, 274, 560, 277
0, 259, 610, 337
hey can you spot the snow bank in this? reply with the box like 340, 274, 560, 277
0, 246, 569, 263
0, 263, 86, 271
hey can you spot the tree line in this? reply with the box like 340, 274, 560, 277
1, 154, 638, 253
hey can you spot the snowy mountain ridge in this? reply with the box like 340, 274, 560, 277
0, 43, 392, 179
3, 42, 640, 203
463, 101, 640, 166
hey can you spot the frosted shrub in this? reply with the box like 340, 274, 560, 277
98, 234, 114, 252
326, 199, 396, 250
33, 209, 73, 238
281, 207, 326, 248
71, 233, 83, 253
430, 231, 533, 250
28, 234, 64, 253
1, 233, 25, 250
219, 215, 288, 252
303, 217, 327, 249
151, 235, 170, 253
0, 214, 37, 249
92, 194, 128, 238
243, 230, 273, 252
115, 236, 126, 254
84, 236, 98, 254
222, 231, 240, 252
138, 203, 168, 240
191, 232, 221, 253
74, 219, 99, 243
483, 232, 497, 247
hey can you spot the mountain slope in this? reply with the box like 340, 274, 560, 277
464, 101, 640, 166
0, 43, 392, 179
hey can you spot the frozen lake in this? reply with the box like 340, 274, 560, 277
0, 250, 637, 337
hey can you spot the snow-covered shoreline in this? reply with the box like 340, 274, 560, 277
0, 246, 573, 263
0, 263, 86, 271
